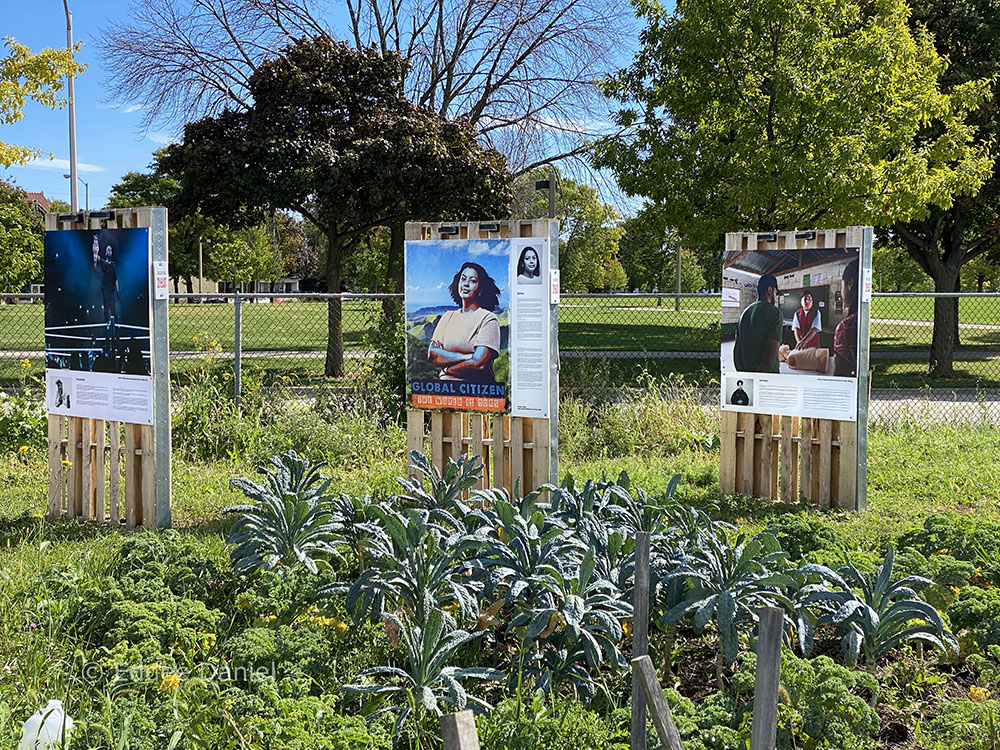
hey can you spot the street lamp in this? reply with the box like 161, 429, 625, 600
63, 174, 87, 211
62, 0, 79, 213
534, 169, 557, 219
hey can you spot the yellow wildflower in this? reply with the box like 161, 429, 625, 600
18, 446, 29, 454
32, 513, 43, 519
443, 602, 461, 613
970, 685, 990, 703
61, 460, 72, 467
158, 673, 180, 694
18, 359, 31, 369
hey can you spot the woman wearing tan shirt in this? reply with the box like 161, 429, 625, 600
428, 262, 502, 383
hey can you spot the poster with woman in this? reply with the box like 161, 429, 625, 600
405, 239, 510, 412
720, 244, 864, 421
44, 228, 154, 424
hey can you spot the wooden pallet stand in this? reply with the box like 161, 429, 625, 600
405, 219, 558, 496
44, 208, 171, 528
719, 228, 871, 510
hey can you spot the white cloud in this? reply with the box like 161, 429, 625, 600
13, 157, 105, 174
147, 132, 178, 145
466, 239, 508, 256
122, 104, 145, 114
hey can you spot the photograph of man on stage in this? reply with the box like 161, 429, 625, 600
44, 228, 151, 377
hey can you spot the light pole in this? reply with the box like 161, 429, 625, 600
63, 174, 87, 210
198, 238, 211, 294
62, 0, 79, 213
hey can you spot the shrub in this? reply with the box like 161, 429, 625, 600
921, 698, 1000, 750
97, 598, 223, 659
0, 381, 46, 451
898, 512, 1000, 583
948, 587, 1000, 654
762, 513, 841, 561
476, 696, 629, 750
769, 652, 879, 750
110, 530, 232, 606
558, 373, 716, 461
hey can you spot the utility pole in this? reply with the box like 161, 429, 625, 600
62, 0, 79, 213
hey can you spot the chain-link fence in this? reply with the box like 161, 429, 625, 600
3, 291, 999, 422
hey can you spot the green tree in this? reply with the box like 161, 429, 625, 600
0, 181, 43, 291
892, 0, 1000, 375
595, 0, 992, 286
513, 168, 623, 291
164, 36, 510, 376
108, 151, 211, 291
872, 240, 932, 292
619, 207, 707, 292
208, 225, 284, 286
1, 37, 84, 167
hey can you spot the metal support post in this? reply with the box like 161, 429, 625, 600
234, 291, 242, 408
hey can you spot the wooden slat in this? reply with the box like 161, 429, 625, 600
818, 420, 833, 507
502, 415, 513, 492
109, 422, 121, 524
66, 418, 80, 520
80, 419, 93, 520
780, 416, 793, 502
741, 413, 756, 497
470, 416, 485, 489
770, 424, 780, 500
720, 410, 738, 494
124, 424, 137, 529
510, 417, 525, 496
491, 415, 506, 493
799, 418, 813, 503
430, 412, 444, 471
790, 417, 799, 499
95, 420, 106, 522
760, 415, 773, 501
450, 412, 465, 463
838, 420, 857, 510
47, 415, 63, 518
406, 410, 424, 460
141, 424, 156, 528
532, 418, 550, 493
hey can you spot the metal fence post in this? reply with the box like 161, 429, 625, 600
233, 290, 242, 408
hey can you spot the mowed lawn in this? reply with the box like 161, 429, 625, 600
2, 295, 999, 389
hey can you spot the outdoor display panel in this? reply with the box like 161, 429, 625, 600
44, 228, 154, 425
721, 245, 866, 422
404, 237, 551, 416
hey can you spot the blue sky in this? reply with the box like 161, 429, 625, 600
2, 1, 649, 212
3, 1, 167, 209
405, 240, 510, 312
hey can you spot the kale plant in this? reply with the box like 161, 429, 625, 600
224, 450, 343, 576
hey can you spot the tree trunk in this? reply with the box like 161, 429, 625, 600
953, 274, 961, 350
185, 275, 194, 294
325, 232, 345, 377
929, 266, 960, 379
978, 274, 986, 293
382, 220, 405, 323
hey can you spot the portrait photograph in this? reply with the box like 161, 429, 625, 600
44, 228, 152, 377
404, 239, 510, 412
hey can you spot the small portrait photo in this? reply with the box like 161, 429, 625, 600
515, 245, 543, 285
725, 376, 753, 407
47, 371, 74, 411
